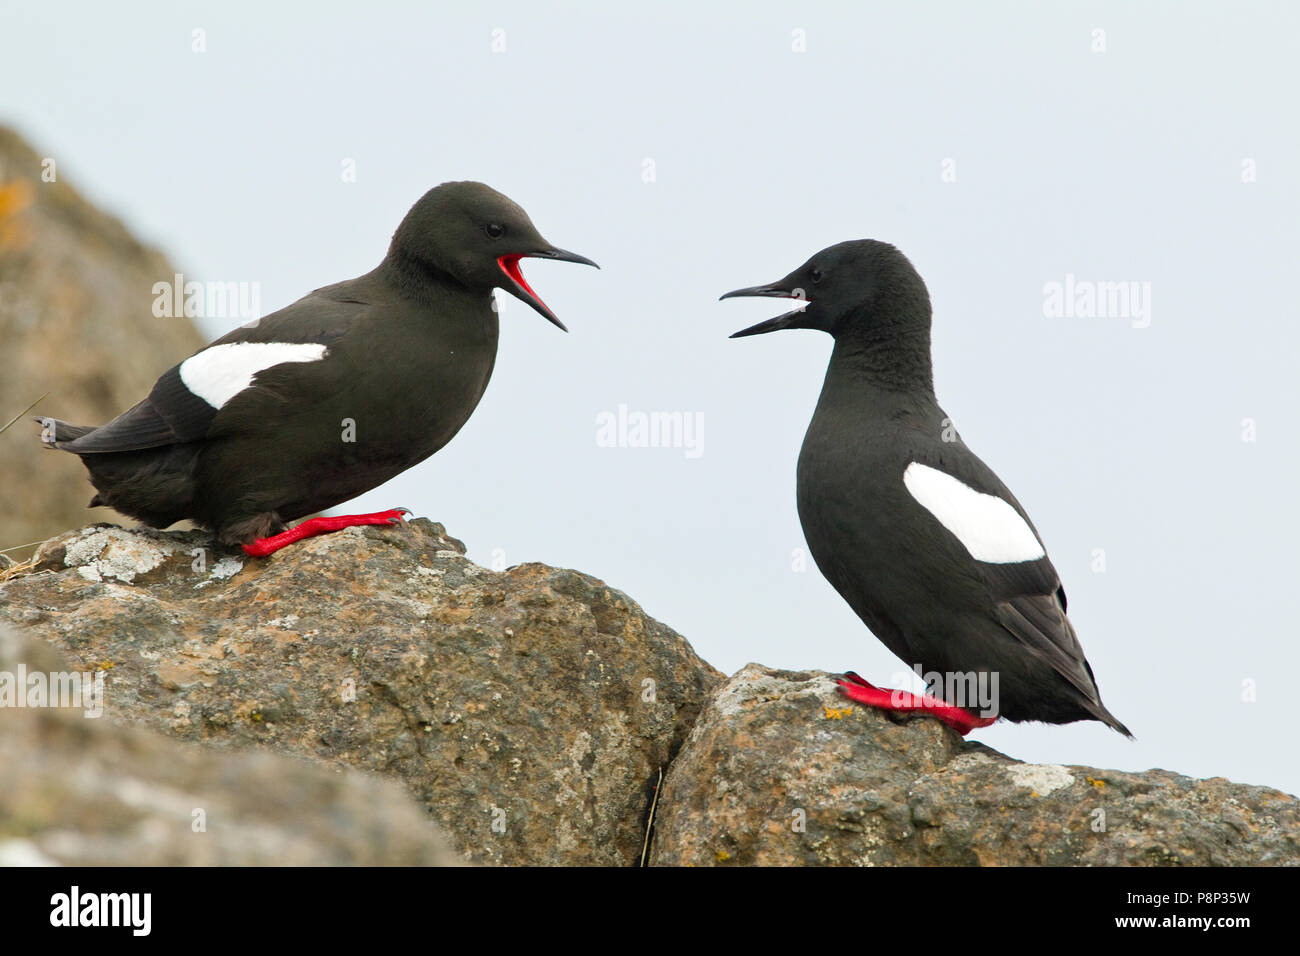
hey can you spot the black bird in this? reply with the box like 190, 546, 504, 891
38, 181, 597, 556
723, 240, 1130, 736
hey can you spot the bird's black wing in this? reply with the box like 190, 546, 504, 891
57, 284, 370, 455
56, 364, 220, 453
909, 436, 1104, 704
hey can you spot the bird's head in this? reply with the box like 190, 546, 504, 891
721, 239, 930, 340
391, 181, 598, 330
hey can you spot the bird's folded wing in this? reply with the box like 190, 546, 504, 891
976, 554, 1061, 604
994, 590, 1101, 701
55, 389, 190, 453
59, 290, 364, 455
905, 446, 1102, 700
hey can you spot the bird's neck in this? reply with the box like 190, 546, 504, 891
826, 316, 935, 398
811, 336, 942, 446
378, 245, 470, 303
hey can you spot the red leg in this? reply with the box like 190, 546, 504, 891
835, 673, 997, 736
242, 508, 411, 557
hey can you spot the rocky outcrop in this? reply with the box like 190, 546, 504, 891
2, 520, 1295, 867
0, 626, 461, 865
0, 126, 206, 555
1, 519, 722, 865
648, 665, 1299, 866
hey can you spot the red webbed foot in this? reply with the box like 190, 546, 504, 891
835, 671, 996, 736
242, 508, 411, 557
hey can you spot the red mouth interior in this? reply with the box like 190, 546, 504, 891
498, 255, 552, 316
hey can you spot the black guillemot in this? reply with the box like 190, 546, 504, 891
723, 240, 1131, 736
38, 181, 597, 557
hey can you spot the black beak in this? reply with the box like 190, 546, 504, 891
534, 247, 600, 269
498, 248, 600, 332
719, 284, 813, 338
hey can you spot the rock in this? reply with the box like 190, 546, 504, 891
0, 519, 723, 865
0, 625, 461, 865
648, 665, 1300, 866
0, 126, 206, 556
5, 520, 1293, 867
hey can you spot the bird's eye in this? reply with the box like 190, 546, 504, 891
810, 267, 824, 284
485, 223, 505, 239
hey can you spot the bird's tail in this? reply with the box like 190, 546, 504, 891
37, 416, 110, 507
35, 417, 201, 522
1087, 698, 1134, 739
35, 416, 95, 449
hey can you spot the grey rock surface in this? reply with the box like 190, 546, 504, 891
649, 665, 1299, 866
0, 625, 462, 865
1, 519, 723, 865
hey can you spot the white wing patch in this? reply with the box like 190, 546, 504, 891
902, 462, 1045, 564
179, 342, 328, 409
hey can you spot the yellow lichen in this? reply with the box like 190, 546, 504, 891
0, 179, 34, 252
823, 706, 854, 720
0, 180, 33, 218
715, 849, 731, 862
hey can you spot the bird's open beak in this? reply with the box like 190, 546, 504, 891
719, 284, 814, 338
498, 248, 600, 332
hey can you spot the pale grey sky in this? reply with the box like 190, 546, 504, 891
4, 1, 1297, 795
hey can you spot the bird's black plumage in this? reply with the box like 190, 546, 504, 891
724, 240, 1130, 735
39, 181, 597, 546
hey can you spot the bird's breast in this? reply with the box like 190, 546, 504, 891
323, 300, 499, 464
